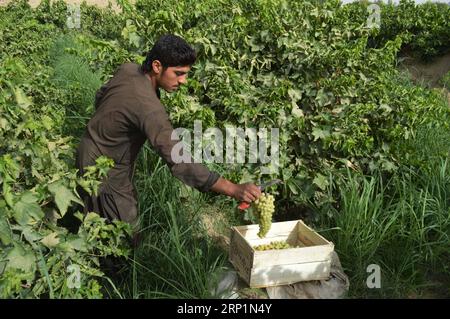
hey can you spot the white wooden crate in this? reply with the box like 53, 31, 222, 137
229, 220, 334, 288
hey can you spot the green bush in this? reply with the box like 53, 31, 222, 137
340, 0, 450, 60
0, 57, 131, 298
125, 0, 450, 212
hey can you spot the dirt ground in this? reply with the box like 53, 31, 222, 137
400, 52, 450, 87
399, 51, 450, 105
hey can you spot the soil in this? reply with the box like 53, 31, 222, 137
399, 51, 450, 87
399, 51, 450, 105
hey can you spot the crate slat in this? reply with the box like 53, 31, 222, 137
249, 260, 332, 288
253, 245, 333, 268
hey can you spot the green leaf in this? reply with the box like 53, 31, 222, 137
13, 192, 44, 226
0, 218, 12, 245
313, 174, 329, 190
14, 87, 32, 109
48, 181, 83, 217
243, 208, 258, 224
291, 105, 304, 117
5, 242, 36, 272
379, 104, 392, 114
3, 183, 14, 208
209, 43, 217, 56
239, 169, 256, 184
315, 89, 332, 107
41, 232, 60, 248
288, 88, 303, 110
21, 226, 43, 245
287, 180, 299, 195
128, 33, 141, 48
65, 235, 88, 252
382, 160, 397, 172
312, 127, 331, 141
41, 115, 54, 130
121, 20, 141, 48
179, 183, 192, 199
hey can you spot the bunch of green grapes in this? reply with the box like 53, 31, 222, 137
253, 193, 275, 238
254, 241, 296, 251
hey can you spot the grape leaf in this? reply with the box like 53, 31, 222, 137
5, 243, 36, 272
48, 181, 83, 217
313, 174, 329, 190
13, 192, 44, 226
41, 232, 60, 248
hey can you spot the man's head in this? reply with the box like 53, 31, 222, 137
142, 34, 196, 93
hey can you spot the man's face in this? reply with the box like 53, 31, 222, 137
156, 65, 191, 93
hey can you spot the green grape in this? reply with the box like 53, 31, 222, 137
253, 193, 275, 238
254, 241, 298, 251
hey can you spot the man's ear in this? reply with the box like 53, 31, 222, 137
152, 60, 162, 74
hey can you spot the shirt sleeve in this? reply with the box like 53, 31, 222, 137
138, 103, 220, 193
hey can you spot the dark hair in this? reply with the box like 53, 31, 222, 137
141, 34, 196, 73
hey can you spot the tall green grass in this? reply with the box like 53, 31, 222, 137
316, 157, 450, 298
440, 71, 450, 90
110, 127, 450, 299
111, 145, 229, 298
312, 117, 450, 298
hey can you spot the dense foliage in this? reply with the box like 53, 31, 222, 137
0, 1, 132, 298
124, 0, 450, 210
1, 0, 449, 298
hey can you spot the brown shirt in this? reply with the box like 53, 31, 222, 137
76, 63, 219, 223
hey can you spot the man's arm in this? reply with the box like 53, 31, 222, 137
138, 100, 261, 201
210, 177, 261, 203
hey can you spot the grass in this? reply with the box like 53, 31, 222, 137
315, 157, 450, 298
99, 124, 450, 299
107, 145, 231, 299
440, 71, 450, 90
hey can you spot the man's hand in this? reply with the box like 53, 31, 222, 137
231, 182, 262, 203
210, 177, 261, 203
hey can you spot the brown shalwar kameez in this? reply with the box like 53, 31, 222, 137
75, 63, 220, 228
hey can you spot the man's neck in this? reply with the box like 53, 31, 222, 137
145, 73, 159, 92
145, 73, 161, 99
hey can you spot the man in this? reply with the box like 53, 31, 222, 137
75, 34, 261, 238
